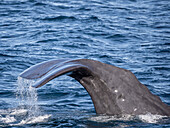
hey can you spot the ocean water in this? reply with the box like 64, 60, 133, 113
0, 0, 170, 127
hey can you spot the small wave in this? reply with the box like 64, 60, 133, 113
40, 15, 76, 21
89, 113, 167, 124
0, 0, 28, 5
33, 2, 47, 6
42, 1, 80, 9
106, 34, 126, 39
80, 15, 101, 22
154, 25, 170, 29
0, 53, 16, 58
78, 7, 91, 11
36, 38, 59, 43
88, 15, 100, 21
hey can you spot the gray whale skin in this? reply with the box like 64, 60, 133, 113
19, 59, 170, 116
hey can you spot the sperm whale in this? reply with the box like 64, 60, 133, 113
19, 59, 170, 116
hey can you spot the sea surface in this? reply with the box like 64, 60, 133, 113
0, 0, 170, 127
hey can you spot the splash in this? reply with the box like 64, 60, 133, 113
0, 109, 51, 126
15, 114, 51, 125
137, 113, 166, 123
16, 77, 40, 117
0, 77, 51, 126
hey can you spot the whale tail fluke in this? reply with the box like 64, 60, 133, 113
19, 59, 170, 116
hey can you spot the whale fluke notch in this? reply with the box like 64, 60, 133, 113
19, 59, 170, 116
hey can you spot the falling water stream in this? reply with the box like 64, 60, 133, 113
16, 77, 40, 118
0, 77, 51, 126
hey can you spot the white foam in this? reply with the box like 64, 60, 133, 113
15, 114, 51, 125
0, 115, 16, 123
137, 113, 165, 123
0, 108, 51, 126
10, 109, 27, 116
0, 109, 9, 115
89, 114, 133, 122
89, 113, 166, 124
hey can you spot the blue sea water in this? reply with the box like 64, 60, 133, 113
0, 0, 170, 127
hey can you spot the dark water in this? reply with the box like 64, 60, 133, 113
0, 0, 170, 127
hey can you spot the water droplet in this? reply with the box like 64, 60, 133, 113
114, 90, 118, 93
